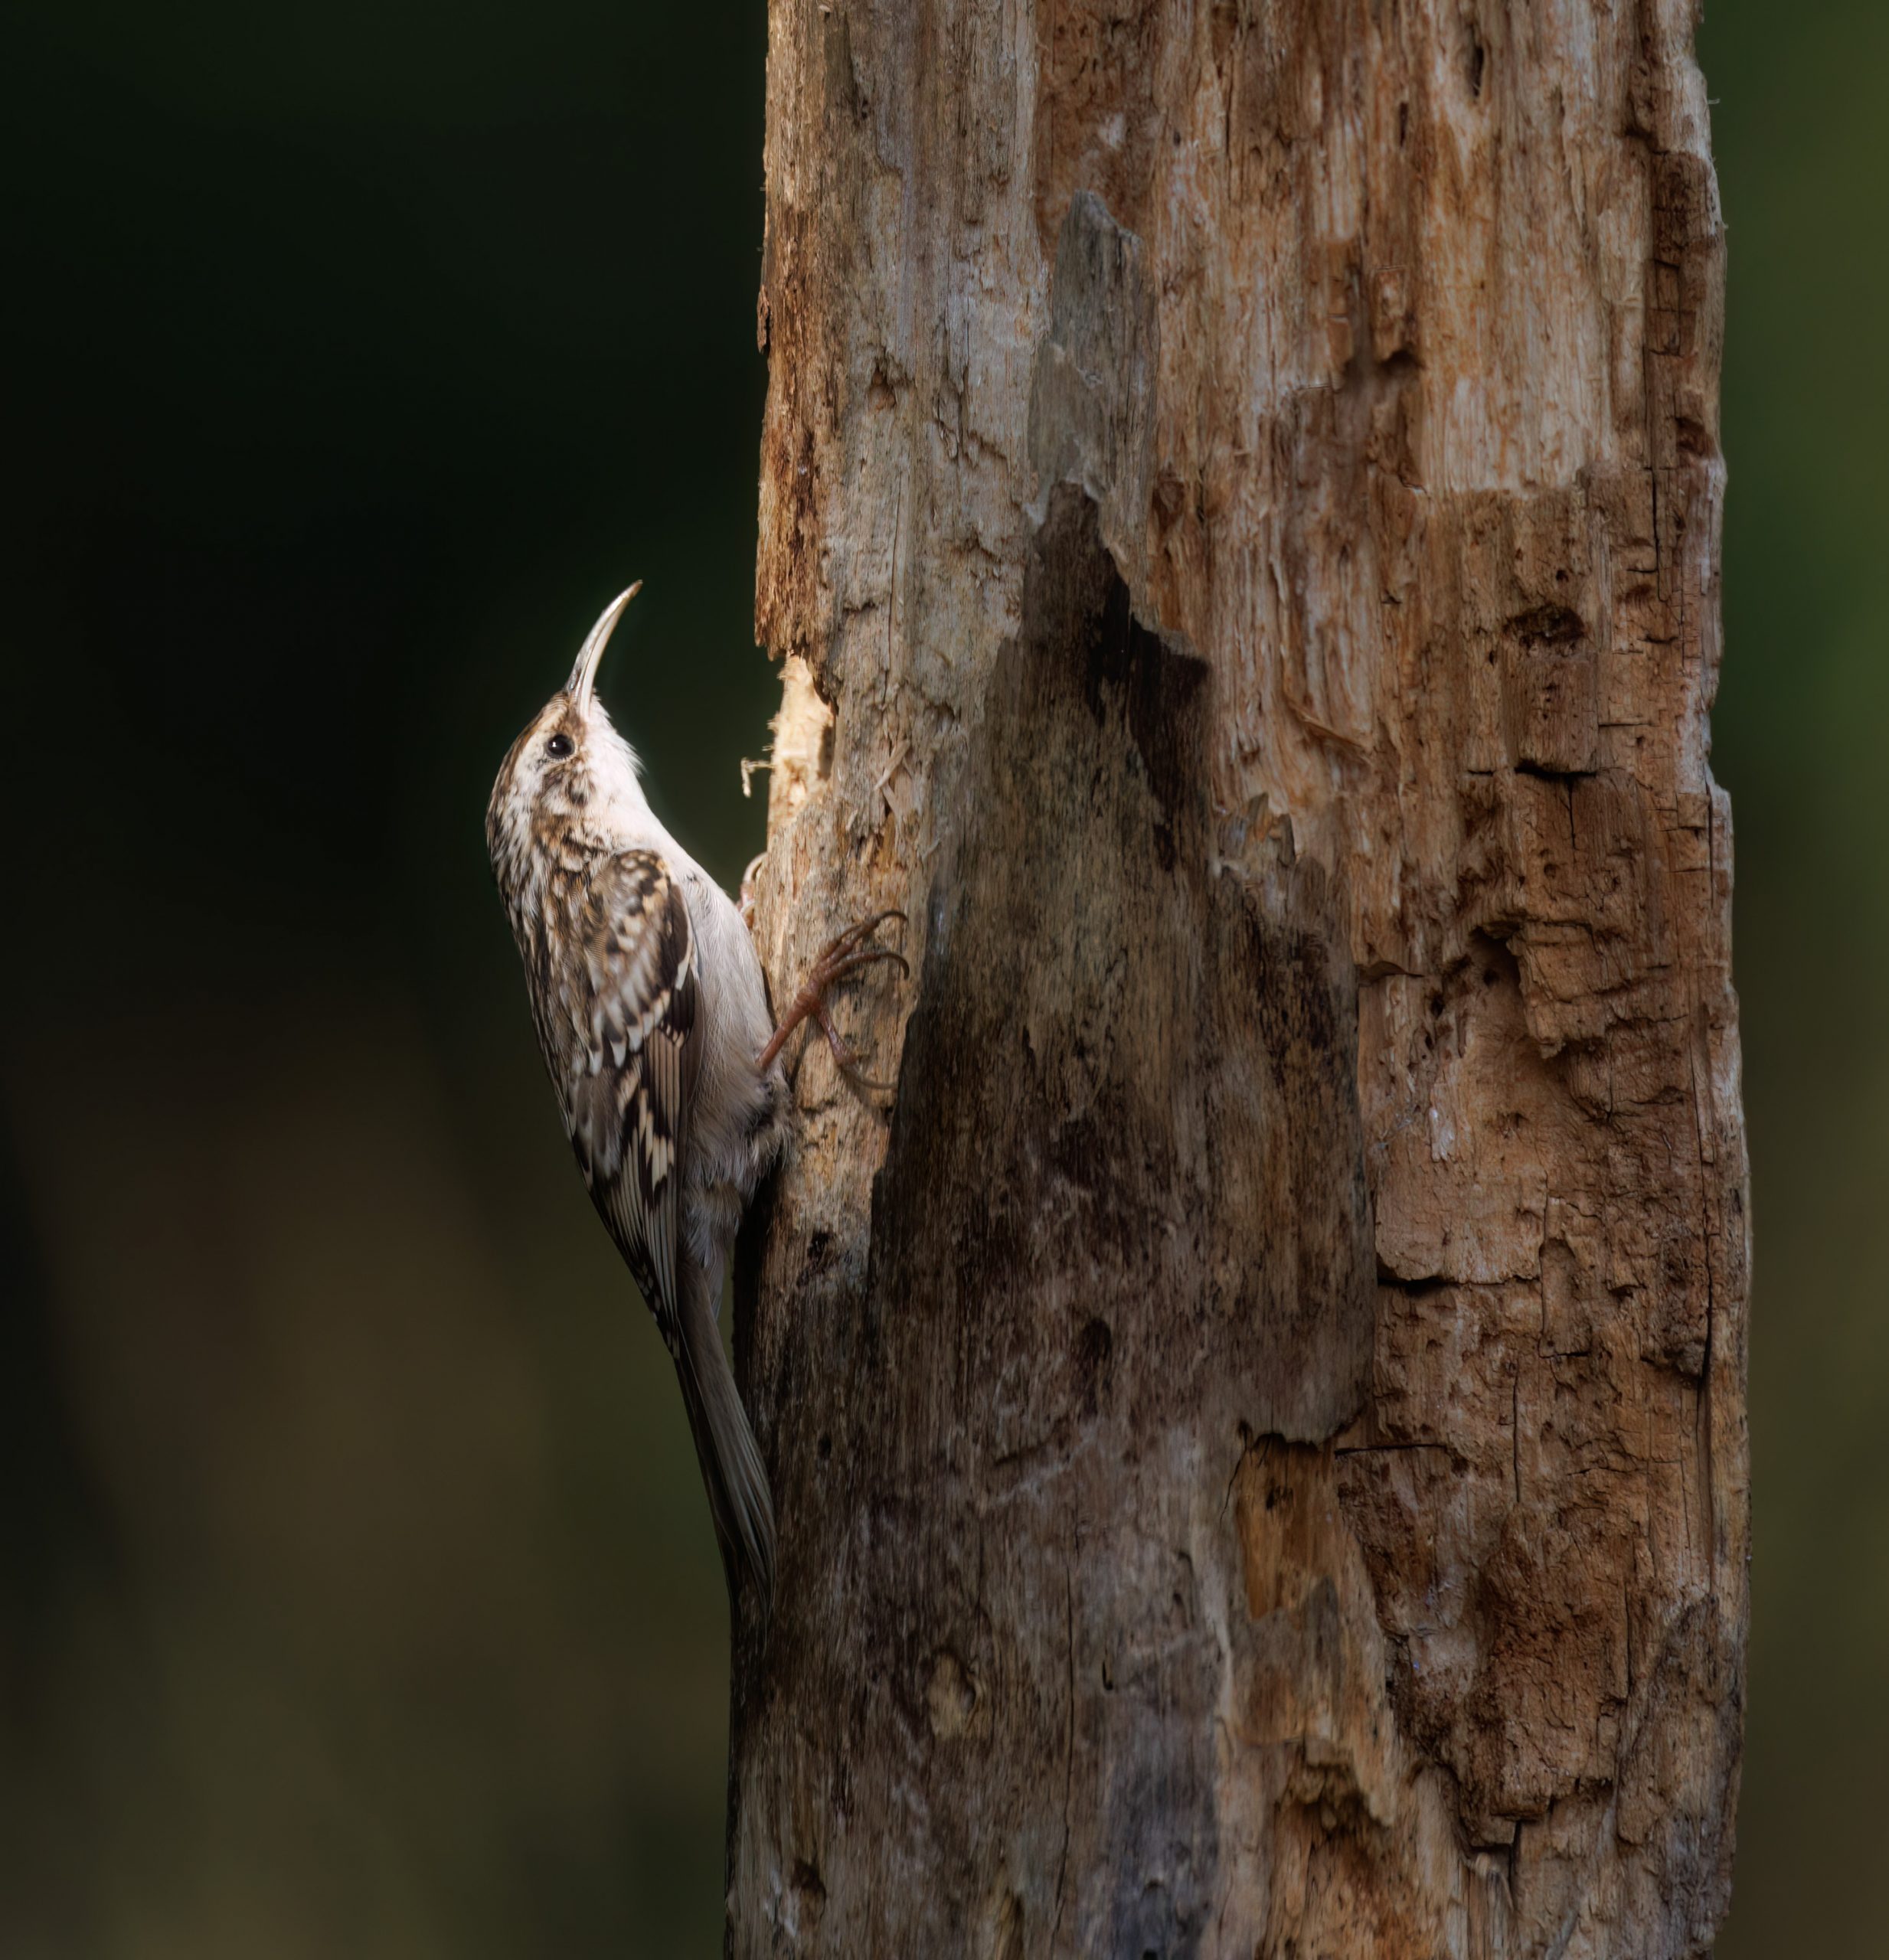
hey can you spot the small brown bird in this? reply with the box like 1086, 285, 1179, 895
486, 585, 900, 1615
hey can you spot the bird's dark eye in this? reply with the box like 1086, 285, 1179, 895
545, 732, 574, 760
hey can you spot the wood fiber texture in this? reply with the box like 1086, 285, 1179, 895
737, 2, 1745, 1955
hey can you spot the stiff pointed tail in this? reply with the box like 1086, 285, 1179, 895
673, 1264, 777, 1619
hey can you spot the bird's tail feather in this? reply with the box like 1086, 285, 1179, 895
674, 1263, 776, 1620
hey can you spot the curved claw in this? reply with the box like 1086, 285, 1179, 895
816, 1006, 898, 1096
757, 907, 910, 1084
825, 908, 907, 959
822, 946, 910, 985
738, 853, 769, 930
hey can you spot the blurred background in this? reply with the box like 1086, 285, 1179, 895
2, 5, 768, 1954
0, 2, 1872, 1953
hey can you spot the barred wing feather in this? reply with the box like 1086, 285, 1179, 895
553, 849, 699, 1344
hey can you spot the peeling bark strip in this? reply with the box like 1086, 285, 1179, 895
738, 2, 1745, 1955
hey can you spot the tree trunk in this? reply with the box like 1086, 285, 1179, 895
736, 3, 1745, 1955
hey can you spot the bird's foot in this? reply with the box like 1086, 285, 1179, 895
758, 910, 907, 1093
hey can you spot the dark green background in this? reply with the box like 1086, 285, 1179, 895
0, 2, 1869, 1952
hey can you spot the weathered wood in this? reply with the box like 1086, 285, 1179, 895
737, 3, 1746, 1955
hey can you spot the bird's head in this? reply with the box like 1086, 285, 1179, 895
486, 583, 649, 895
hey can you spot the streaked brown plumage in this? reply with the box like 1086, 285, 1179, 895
487, 586, 789, 1610
489, 587, 907, 1616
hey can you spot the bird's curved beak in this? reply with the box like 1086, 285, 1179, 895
565, 581, 642, 714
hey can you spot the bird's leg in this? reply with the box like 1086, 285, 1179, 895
758, 910, 907, 1092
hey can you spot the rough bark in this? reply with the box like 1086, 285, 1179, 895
736, 3, 1745, 1955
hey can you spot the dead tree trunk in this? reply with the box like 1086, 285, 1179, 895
735, 3, 1745, 1955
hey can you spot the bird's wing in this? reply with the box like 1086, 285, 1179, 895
550, 848, 699, 1343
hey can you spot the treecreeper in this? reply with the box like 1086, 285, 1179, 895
485, 584, 904, 1615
